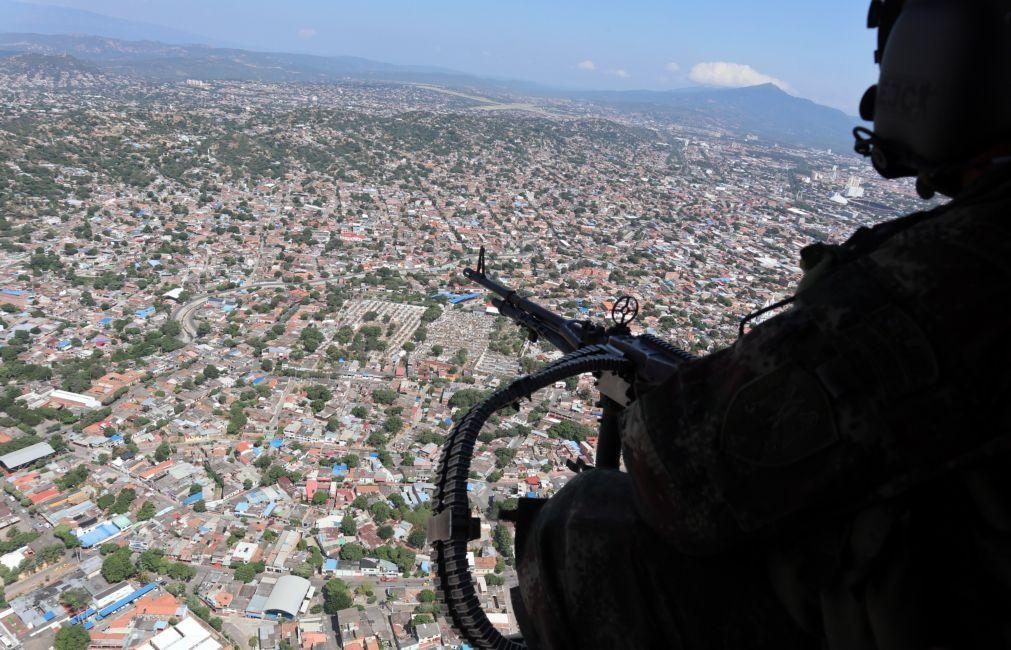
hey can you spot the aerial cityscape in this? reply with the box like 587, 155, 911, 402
0, 8, 929, 650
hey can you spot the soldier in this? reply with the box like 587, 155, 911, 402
516, 2, 1011, 648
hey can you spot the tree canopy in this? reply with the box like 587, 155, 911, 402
323, 578, 354, 614
54, 625, 90, 650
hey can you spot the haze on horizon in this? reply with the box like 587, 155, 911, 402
12, 0, 876, 113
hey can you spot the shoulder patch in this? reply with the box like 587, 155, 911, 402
721, 364, 837, 468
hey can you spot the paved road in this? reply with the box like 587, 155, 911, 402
5, 560, 76, 599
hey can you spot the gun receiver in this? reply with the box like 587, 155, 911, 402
463, 247, 606, 354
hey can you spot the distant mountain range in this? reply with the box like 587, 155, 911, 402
0, 32, 507, 88
570, 85, 858, 152
0, 0, 208, 45
0, 27, 861, 153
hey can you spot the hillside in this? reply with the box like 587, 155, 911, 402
573, 84, 858, 152
0, 51, 105, 86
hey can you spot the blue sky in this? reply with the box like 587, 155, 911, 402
34, 0, 877, 113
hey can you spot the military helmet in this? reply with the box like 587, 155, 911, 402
856, 0, 1011, 197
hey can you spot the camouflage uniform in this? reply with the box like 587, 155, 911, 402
516, 168, 1011, 650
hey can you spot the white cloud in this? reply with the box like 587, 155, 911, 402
664, 62, 681, 73
689, 62, 792, 92
613, 69, 630, 79
577, 59, 597, 71
297, 27, 318, 40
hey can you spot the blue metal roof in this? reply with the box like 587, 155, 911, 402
182, 492, 204, 506
79, 522, 120, 548
430, 291, 482, 305
96, 583, 158, 620
69, 607, 96, 625
448, 292, 481, 304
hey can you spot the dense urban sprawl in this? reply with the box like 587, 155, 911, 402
0, 62, 928, 650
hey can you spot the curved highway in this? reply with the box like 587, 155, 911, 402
170, 278, 336, 342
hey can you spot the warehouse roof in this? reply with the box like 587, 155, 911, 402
262, 575, 310, 619
0, 442, 55, 470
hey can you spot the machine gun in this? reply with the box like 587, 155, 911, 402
428, 248, 696, 649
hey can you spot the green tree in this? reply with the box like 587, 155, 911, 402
547, 420, 595, 442
54, 625, 90, 650
137, 501, 156, 521
234, 563, 257, 583
137, 549, 165, 573
448, 388, 488, 412
323, 578, 354, 614
371, 387, 397, 405
99, 542, 120, 556
492, 524, 514, 561
101, 549, 136, 583
160, 320, 181, 338
38, 544, 65, 565
59, 588, 91, 612
299, 326, 324, 352
154, 441, 171, 462
407, 529, 427, 549
111, 487, 136, 514
311, 491, 328, 505
377, 525, 395, 540
369, 501, 392, 522
53, 524, 80, 548
165, 562, 196, 581
418, 589, 436, 603
339, 543, 365, 561
383, 415, 403, 434
341, 513, 357, 536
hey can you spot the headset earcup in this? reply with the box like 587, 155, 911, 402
860, 85, 877, 121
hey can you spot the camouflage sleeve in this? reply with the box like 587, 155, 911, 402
620, 196, 1011, 554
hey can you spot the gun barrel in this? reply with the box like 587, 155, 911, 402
463, 267, 563, 326
463, 266, 580, 352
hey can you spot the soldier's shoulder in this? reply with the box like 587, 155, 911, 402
870, 182, 1011, 271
